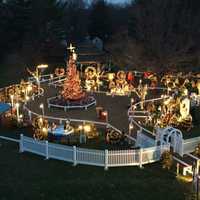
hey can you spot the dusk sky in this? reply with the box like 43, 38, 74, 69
107, 0, 129, 4
85, 0, 130, 5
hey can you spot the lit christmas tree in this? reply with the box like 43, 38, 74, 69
49, 44, 96, 109
61, 53, 85, 101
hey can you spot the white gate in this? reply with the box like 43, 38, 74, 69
156, 126, 183, 156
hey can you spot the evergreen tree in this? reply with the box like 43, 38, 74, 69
128, 0, 200, 68
89, 0, 112, 41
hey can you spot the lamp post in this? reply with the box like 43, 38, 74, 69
129, 122, 134, 135
15, 102, 20, 122
25, 83, 32, 100
101, 111, 108, 123
36, 64, 48, 94
194, 175, 200, 200
25, 96, 30, 104
10, 94, 14, 108
39, 103, 44, 117
19, 114, 23, 122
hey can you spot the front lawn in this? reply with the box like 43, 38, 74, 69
0, 139, 192, 200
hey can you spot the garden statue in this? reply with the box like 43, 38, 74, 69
194, 143, 200, 157
197, 80, 200, 95
85, 66, 97, 91
161, 150, 173, 170
134, 83, 148, 110
33, 117, 49, 140
179, 96, 190, 120
108, 71, 131, 96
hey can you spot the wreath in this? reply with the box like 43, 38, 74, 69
85, 66, 96, 79
55, 68, 65, 77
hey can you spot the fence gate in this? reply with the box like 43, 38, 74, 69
157, 126, 183, 156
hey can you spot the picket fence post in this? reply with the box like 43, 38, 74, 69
139, 148, 143, 168
45, 140, 49, 160
104, 149, 108, 170
19, 134, 24, 153
28, 111, 32, 121
73, 146, 77, 166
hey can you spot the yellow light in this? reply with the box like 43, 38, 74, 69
102, 111, 107, 116
42, 127, 47, 133
27, 85, 32, 92
39, 118, 43, 123
37, 64, 48, 69
131, 98, 134, 104
108, 73, 114, 81
84, 125, 91, 132
78, 125, 83, 130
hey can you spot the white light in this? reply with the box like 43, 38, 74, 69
15, 103, 20, 108
129, 123, 134, 130
10, 95, 14, 107
39, 104, 44, 109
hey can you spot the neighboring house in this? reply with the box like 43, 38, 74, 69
92, 37, 103, 51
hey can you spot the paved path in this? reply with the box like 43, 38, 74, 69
26, 83, 164, 136
27, 84, 133, 133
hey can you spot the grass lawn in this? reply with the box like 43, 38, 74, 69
0, 138, 192, 200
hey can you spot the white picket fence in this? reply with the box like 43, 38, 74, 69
19, 134, 169, 170
183, 136, 200, 155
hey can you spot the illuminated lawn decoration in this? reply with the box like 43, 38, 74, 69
55, 68, 65, 77
33, 117, 49, 140
27, 64, 48, 94
48, 45, 96, 110
84, 66, 104, 92
129, 72, 200, 133
108, 70, 133, 96
49, 120, 74, 137
106, 128, 124, 145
